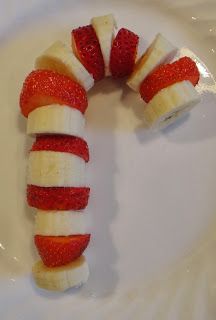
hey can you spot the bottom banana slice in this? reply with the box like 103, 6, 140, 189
35, 210, 87, 236
27, 104, 85, 137
143, 80, 200, 129
32, 255, 89, 291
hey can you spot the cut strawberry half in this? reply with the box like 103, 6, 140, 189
72, 25, 105, 81
27, 185, 90, 210
35, 234, 90, 267
31, 135, 89, 162
20, 70, 88, 117
110, 28, 139, 78
140, 56, 200, 103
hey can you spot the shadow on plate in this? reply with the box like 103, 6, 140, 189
81, 78, 119, 298
121, 83, 161, 144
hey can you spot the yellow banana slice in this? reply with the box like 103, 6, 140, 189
143, 80, 200, 129
32, 256, 89, 291
91, 14, 117, 76
27, 104, 85, 138
35, 41, 94, 91
127, 33, 177, 91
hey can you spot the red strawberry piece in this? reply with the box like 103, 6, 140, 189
31, 135, 89, 162
20, 70, 88, 117
140, 56, 200, 103
27, 185, 90, 210
35, 234, 90, 267
110, 28, 139, 78
72, 25, 105, 81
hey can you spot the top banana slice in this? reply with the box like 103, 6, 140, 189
91, 14, 117, 76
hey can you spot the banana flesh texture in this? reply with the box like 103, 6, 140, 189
35, 41, 94, 91
27, 104, 85, 138
27, 151, 86, 187
143, 80, 200, 129
91, 14, 117, 76
32, 255, 89, 291
35, 210, 87, 236
127, 33, 177, 92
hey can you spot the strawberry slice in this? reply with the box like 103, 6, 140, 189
27, 185, 90, 210
35, 234, 90, 267
140, 56, 200, 103
20, 70, 88, 117
110, 28, 139, 78
31, 135, 89, 162
72, 25, 105, 81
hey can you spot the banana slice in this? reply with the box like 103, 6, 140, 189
91, 14, 117, 76
35, 210, 87, 236
127, 33, 177, 91
143, 80, 200, 129
32, 256, 89, 291
27, 104, 85, 137
35, 41, 94, 91
27, 151, 86, 187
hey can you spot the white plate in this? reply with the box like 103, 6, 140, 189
1, 0, 216, 319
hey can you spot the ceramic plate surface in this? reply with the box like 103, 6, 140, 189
1, 0, 216, 319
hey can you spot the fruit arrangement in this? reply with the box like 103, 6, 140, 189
19, 14, 200, 292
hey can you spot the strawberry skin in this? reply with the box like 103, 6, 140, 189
35, 234, 90, 267
31, 135, 89, 162
20, 70, 88, 117
110, 28, 139, 78
72, 25, 105, 81
140, 56, 200, 103
27, 185, 90, 210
